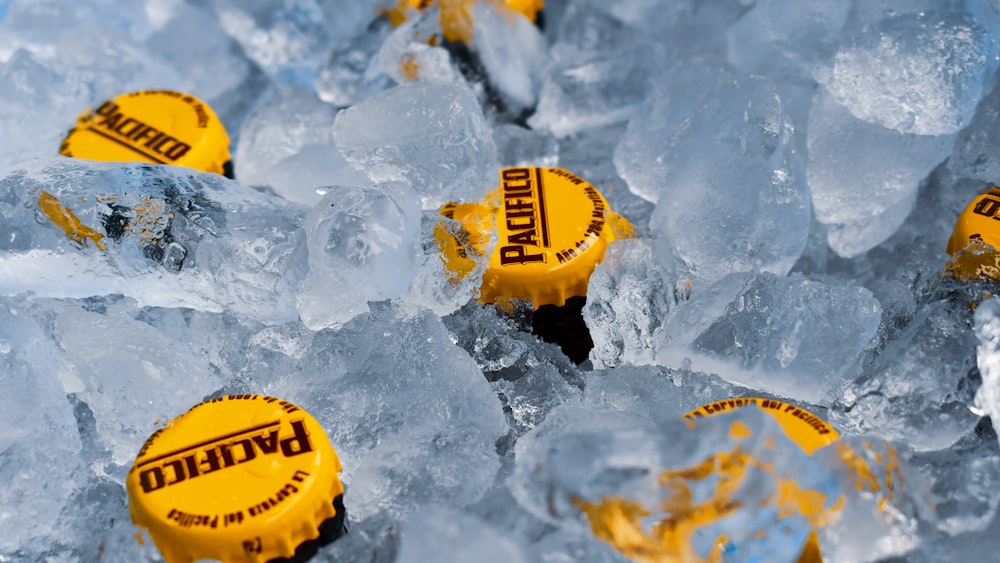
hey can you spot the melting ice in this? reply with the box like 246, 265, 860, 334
1, 0, 1000, 562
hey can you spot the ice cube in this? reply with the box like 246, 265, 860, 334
513, 403, 933, 562
377, 11, 461, 86
45, 297, 223, 466
974, 297, 1000, 443
582, 238, 687, 368
0, 159, 309, 323
620, 67, 810, 281
830, 291, 981, 451
332, 81, 499, 209
258, 303, 508, 520
814, 10, 996, 136
683, 272, 882, 405
471, 1, 547, 114
726, 0, 850, 81
208, 0, 338, 83
0, 298, 84, 558
807, 89, 953, 258
949, 79, 1000, 184
144, 1, 250, 101
296, 183, 422, 330
397, 505, 536, 563
234, 85, 369, 205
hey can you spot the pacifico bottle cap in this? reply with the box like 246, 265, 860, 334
683, 397, 840, 455
435, 166, 634, 308
395, 0, 542, 23
60, 89, 233, 178
684, 398, 838, 563
126, 395, 345, 563
946, 186, 1000, 281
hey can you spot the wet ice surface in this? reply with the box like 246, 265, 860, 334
2, 0, 1000, 561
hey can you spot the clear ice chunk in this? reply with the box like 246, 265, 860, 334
949, 79, 1000, 184
234, 85, 369, 205
471, 1, 547, 113
0, 298, 84, 558
48, 297, 223, 466
974, 298, 1000, 444
583, 238, 687, 368
807, 89, 953, 258
682, 272, 882, 405
0, 159, 309, 323
620, 67, 810, 281
396, 505, 535, 563
296, 183, 422, 331
527, 2, 661, 138
208, 0, 346, 83
332, 81, 499, 209
377, 12, 460, 86
145, 1, 250, 102
830, 292, 981, 451
314, 16, 394, 107
258, 303, 508, 520
726, 0, 850, 82
814, 10, 997, 136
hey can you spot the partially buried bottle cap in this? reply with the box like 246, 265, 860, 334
946, 185, 1000, 281
60, 89, 233, 178
436, 166, 634, 308
683, 398, 838, 563
126, 395, 345, 563
682, 397, 839, 455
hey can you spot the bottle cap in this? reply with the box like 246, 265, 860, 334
435, 166, 634, 308
395, 0, 542, 23
683, 397, 839, 455
684, 398, 838, 562
503, 0, 543, 22
946, 186, 1000, 281
60, 90, 233, 178
126, 395, 345, 563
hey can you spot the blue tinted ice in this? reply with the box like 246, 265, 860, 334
1, 0, 998, 560
235, 85, 369, 205
332, 81, 499, 209
0, 159, 308, 322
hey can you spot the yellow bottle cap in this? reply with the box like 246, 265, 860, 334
398, 0, 542, 23
435, 166, 634, 308
683, 397, 839, 455
946, 186, 1000, 281
684, 398, 838, 563
60, 89, 233, 178
502, 0, 543, 22
126, 395, 345, 563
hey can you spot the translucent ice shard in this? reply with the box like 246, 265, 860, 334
296, 183, 422, 330
332, 81, 499, 209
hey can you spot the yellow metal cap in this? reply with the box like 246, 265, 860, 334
946, 186, 1000, 281
683, 397, 840, 455
435, 166, 634, 308
60, 89, 233, 178
684, 398, 838, 563
386, 0, 543, 44
126, 395, 345, 563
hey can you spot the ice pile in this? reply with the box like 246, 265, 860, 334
2, 0, 1000, 562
